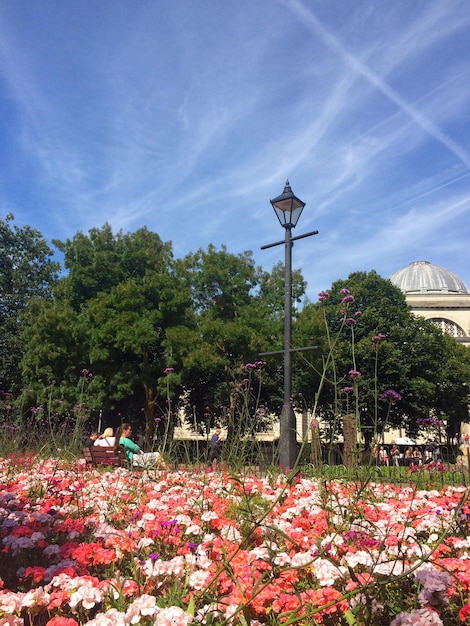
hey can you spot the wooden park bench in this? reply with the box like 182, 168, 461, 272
83, 445, 126, 468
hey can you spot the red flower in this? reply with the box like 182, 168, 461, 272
459, 602, 470, 622
24, 566, 48, 583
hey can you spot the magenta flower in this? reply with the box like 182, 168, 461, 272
349, 370, 362, 380
340, 288, 350, 294
318, 291, 330, 301
164, 367, 174, 374
372, 333, 387, 344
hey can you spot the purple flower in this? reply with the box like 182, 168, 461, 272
149, 552, 159, 561
341, 294, 355, 304
318, 291, 330, 301
417, 417, 442, 427
341, 386, 354, 393
345, 317, 356, 326
164, 367, 174, 374
340, 288, 350, 294
415, 566, 453, 607
380, 389, 402, 403
390, 608, 444, 625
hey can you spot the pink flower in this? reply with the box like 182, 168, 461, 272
372, 333, 387, 343
349, 369, 362, 379
0, 616, 26, 625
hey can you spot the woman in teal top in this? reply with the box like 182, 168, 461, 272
115, 423, 161, 467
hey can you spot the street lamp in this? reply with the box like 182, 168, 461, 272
270, 180, 305, 229
261, 181, 318, 469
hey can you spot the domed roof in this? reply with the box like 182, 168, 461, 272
389, 261, 469, 294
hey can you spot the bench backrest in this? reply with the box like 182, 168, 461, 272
83, 446, 94, 465
83, 445, 126, 468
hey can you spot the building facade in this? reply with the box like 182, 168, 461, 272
389, 260, 470, 454
389, 261, 470, 347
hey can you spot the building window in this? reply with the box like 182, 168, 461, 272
429, 318, 466, 337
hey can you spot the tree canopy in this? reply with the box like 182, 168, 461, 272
175, 246, 306, 439
1, 216, 467, 451
21, 225, 193, 447
0, 214, 60, 395
294, 270, 470, 444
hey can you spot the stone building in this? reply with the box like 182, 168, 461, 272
389, 261, 470, 347
389, 260, 470, 455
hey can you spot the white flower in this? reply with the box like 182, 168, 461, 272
153, 606, 193, 625
201, 511, 219, 522
188, 569, 211, 590
69, 583, 103, 610
0, 591, 25, 613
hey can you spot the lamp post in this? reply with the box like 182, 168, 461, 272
261, 181, 318, 470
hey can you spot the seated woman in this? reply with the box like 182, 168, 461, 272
114, 423, 161, 468
412, 447, 423, 465
94, 427, 116, 447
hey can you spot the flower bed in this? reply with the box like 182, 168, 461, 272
0, 454, 469, 625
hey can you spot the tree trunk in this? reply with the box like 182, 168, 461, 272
343, 413, 357, 469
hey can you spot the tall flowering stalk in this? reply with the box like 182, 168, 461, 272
372, 333, 386, 442
70, 369, 94, 450
306, 289, 363, 461
380, 388, 403, 438
308, 291, 349, 444
157, 367, 175, 456
303, 288, 404, 466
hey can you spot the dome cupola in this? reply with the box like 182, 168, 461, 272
389, 261, 468, 294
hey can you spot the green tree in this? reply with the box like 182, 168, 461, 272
294, 270, 467, 445
435, 335, 470, 441
22, 225, 192, 448
176, 246, 305, 440
0, 214, 60, 395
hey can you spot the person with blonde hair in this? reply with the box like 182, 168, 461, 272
94, 427, 116, 447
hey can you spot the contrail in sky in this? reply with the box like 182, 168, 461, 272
285, 0, 470, 169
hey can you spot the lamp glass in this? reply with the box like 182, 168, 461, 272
270, 181, 305, 228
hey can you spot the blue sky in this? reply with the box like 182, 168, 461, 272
1, 0, 469, 300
